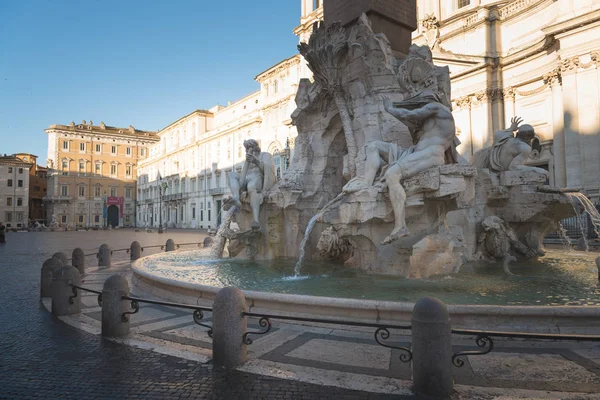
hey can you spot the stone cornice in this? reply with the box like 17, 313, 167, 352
46, 123, 158, 142
255, 55, 302, 83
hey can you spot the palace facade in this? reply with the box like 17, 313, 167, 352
44, 121, 159, 228
413, 0, 600, 201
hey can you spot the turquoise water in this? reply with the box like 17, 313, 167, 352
138, 249, 600, 306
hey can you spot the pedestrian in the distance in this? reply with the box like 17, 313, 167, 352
0, 222, 6, 243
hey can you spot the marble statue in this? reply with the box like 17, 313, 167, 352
224, 139, 276, 228
473, 116, 547, 175
344, 90, 459, 245
475, 216, 538, 275
316, 226, 352, 261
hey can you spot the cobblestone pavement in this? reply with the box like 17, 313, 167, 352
0, 230, 407, 399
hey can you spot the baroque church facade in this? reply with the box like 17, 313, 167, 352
137, 0, 600, 230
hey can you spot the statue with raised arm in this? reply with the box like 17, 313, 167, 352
344, 91, 458, 245
473, 116, 547, 175
224, 139, 276, 228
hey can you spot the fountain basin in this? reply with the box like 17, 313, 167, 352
131, 249, 600, 334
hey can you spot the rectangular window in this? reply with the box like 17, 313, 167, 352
5, 212, 12, 222
62, 141, 69, 151
110, 187, 117, 197
94, 215, 100, 223
208, 209, 211, 221
6, 197, 12, 206
62, 160, 69, 175
18, 168, 23, 174
61, 215, 67, 223
79, 143, 85, 152
78, 215, 84, 224
8, 167, 12, 173
17, 198, 22, 206
126, 147, 132, 156
61, 185, 68, 196
110, 165, 117, 176
95, 144, 101, 153
141, 148, 146, 157
192, 207, 196, 219
95, 186, 101, 197
125, 215, 130, 223
95, 163, 101, 175
457, 0, 470, 8
16, 212, 23, 222
125, 188, 132, 198
17, 180, 23, 187
126, 165, 132, 177
200, 210, 204, 221
78, 186, 85, 197
111, 145, 117, 155
79, 161, 85, 175
7, 179, 12, 187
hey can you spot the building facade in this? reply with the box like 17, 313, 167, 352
412, 0, 600, 201
14, 153, 47, 222
44, 121, 158, 228
0, 155, 31, 229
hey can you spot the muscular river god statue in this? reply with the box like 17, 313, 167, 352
225, 139, 276, 228
344, 90, 459, 245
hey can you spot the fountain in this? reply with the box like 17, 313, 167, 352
130, 3, 600, 333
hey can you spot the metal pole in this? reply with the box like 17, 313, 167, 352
158, 183, 163, 233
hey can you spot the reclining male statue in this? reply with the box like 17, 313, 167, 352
343, 91, 459, 245
473, 116, 547, 175
224, 139, 276, 229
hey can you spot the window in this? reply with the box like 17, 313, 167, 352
61, 185, 68, 196
125, 165, 132, 177
62, 141, 69, 151
16, 212, 23, 222
6, 197, 12, 206
79, 161, 85, 175
110, 164, 117, 176
125, 187, 132, 198
208, 202, 211, 209
17, 180, 23, 187
78, 186, 85, 197
5, 212, 12, 222
79, 143, 85, 152
110, 187, 117, 197
111, 145, 117, 155
274, 80, 278, 93
264, 83, 269, 96
7, 179, 12, 187
17, 198, 22, 206
94, 215, 100, 223
126, 147, 131, 156
140, 148, 146, 157
95, 144, 101, 153
95, 162, 101, 175
18, 168, 23, 174
61, 215, 67, 223
62, 160, 69, 175
192, 207, 196, 219
8, 167, 12, 173
95, 186, 101, 197
200, 210, 204, 221
208, 209, 211, 221
457, 0, 470, 8
78, 215, 84, 224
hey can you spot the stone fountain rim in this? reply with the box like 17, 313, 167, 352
131, 249, 600, 320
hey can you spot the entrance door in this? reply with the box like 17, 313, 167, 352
107, 205, 119, 228
216, 200, 222, 227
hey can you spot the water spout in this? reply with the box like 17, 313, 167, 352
294, 193, 346, 276
565, 193, 600, 251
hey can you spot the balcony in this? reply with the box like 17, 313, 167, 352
43, 195, 72, 203
209, 187, 226, 196
163, 193, 184, 201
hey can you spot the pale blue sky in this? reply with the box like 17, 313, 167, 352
0, 0, 301, 164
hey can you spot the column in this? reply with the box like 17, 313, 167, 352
546, 71, 566, 188
561, 62, 582, 188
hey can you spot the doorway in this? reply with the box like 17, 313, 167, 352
107, 205, 119, 228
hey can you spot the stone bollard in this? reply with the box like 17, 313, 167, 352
130, 241, 142, 261
576, 237, 589, 251
51, 265, 82, 316
165, 239, 175, 252
40, 257, 63, 297
596, 256, 600, 282
412, 297, 454, 399
101, 275, 131, 337
213, 287, 248, 369
72, 248, 85, 275
52, 252, 69, 266
203, 236, 214, 248
98, 244, 112, 267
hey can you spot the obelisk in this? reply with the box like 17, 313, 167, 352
323, 0, 417, 56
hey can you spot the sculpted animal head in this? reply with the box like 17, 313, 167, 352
481, 216, 505, 232
317, 226, 350, 259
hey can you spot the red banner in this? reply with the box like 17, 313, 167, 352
107, 197, 124, 217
